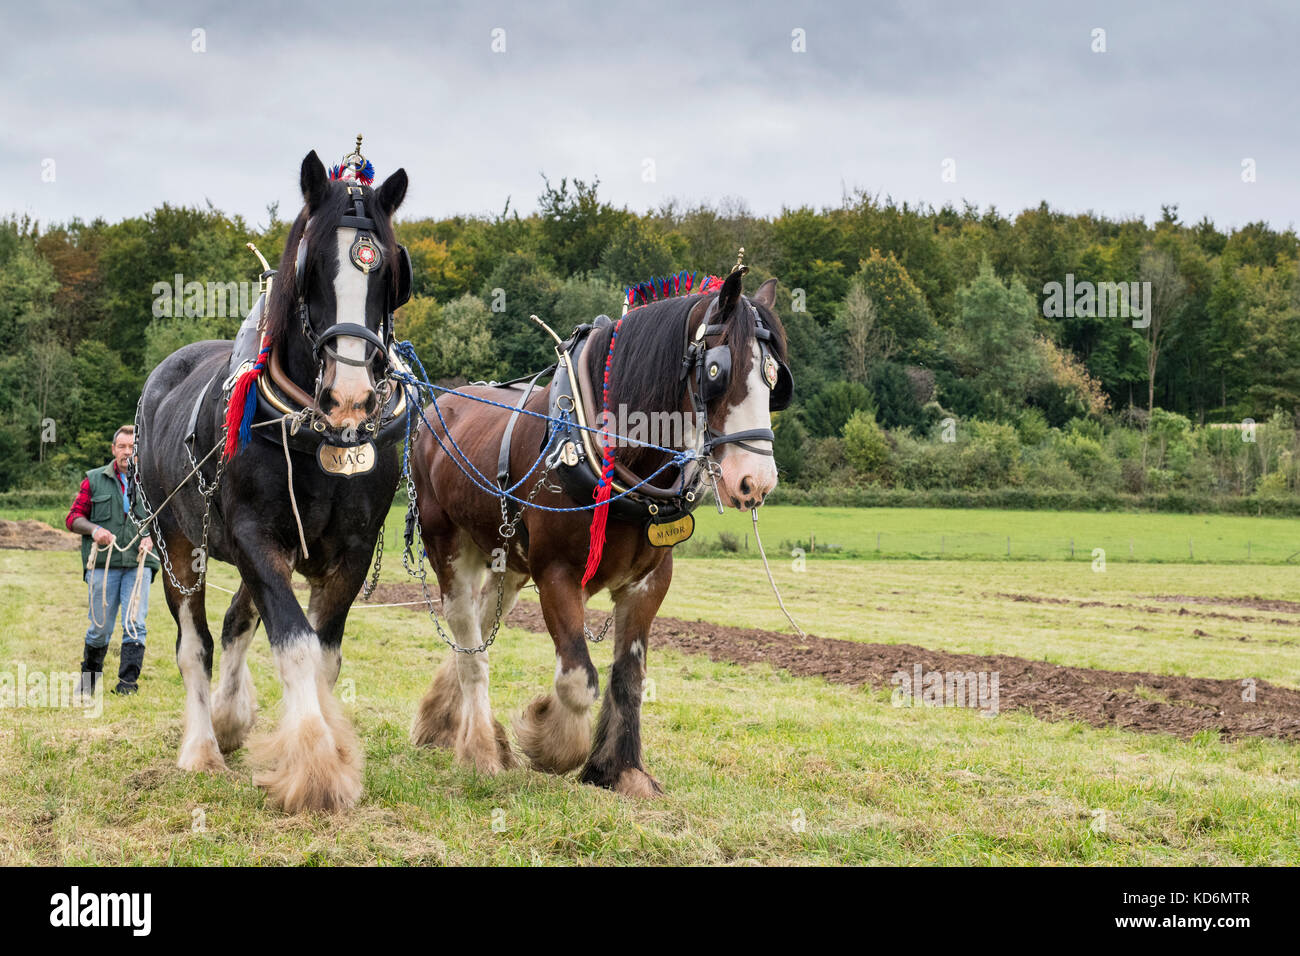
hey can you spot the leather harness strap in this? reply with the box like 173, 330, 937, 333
496, 367, 551, 492
495, 367, 551, 549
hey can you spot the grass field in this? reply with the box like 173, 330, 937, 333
690, 505, 1300, 564
2, 522, 1298, 865
12, 501, 1300, 565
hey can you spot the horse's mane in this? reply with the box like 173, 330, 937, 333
584, 288, 788, 464
262, 181, 401, 344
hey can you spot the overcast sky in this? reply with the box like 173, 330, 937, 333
3, 0, 1296, 232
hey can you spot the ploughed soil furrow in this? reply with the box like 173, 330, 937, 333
364, 583, 1300, 743
0, 519, 77, 551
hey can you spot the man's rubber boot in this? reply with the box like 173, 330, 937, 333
114, 642, 145, 695
78, 643, 107, 697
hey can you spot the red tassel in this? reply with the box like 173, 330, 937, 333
221, 338, 271, 461
581, 318, 624, 587
581, 467, 613, 587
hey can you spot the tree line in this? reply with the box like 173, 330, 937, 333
2, 178, 1298, 502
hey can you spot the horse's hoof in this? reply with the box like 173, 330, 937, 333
613, 767, 664, 799
454, 717, 519, 774
212, 688, 258, 753
177, 736, 228, 773
580, 763, 664, 798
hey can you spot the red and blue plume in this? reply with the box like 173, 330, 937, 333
327, 160, 375, 186
623, 269, 730, 312
221, 338, 272, 461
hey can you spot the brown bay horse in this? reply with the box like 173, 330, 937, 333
406, 268, 791, 796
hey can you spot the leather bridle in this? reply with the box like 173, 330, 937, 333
293, 183, 412, 421
681, 296, 793, 459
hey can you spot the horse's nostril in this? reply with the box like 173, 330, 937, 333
362, 392, 379, 416
740, 476, 753, 495
318, 388, 338, 414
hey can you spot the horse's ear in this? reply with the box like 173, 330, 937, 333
752, 277, 778, 311
375, 168, 408, 218
301, 151, 328, 212
717, 267, 745, 318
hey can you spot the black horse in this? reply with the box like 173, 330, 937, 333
137, 149, 409, 812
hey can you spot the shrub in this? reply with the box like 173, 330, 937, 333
801, 436, 853, 487
843, 410, 891, 479
1254, 469, 1290, 499
1016, 407, 1050, 447
803, 381, 875, 438
1146, 467, 1177, 493
958, 421, 1022, 488
1055, 431, 1106, 483
716, 532, 742, 553
773, 415, 809, 485
1121, 459, 1146, 494
891, 431, 960, 489
1022, 446, 1076, 491
868, 361, 927, 430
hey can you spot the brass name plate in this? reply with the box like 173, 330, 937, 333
645, 513, 694, 548
317, 441, 376, 477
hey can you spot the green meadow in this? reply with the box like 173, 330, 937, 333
2, 500, 1297, 865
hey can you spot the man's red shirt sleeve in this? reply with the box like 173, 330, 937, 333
66, 478, 92, 531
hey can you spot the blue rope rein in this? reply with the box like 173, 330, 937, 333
392, 340, 701, 514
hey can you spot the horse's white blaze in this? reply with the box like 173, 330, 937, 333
716, 341, 778, 506
176, 597, 221, 768
327, 227, 375, 425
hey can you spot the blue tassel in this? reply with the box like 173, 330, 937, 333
237, 385, 257, 450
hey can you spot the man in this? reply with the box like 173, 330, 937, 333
66, 425, 159, 695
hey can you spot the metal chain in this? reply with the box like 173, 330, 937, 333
407, 447, 613, 647
402, 415, 564, 654
139, 387, 233, 596
584, 614, 613, 643
402, 449, 478, 652
360, 523, 384, 600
